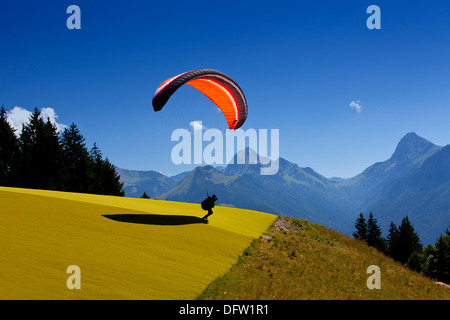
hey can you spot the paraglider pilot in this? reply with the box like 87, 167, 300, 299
201, 194, 218, 221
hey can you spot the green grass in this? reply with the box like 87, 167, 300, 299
198, 216, 449, 300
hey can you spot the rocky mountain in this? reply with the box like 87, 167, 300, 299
117, 132, 449, 244
368, 144, 450, 244
159, 148, 354, 231
115, 167, 176, 198
333, 132, 445, 243
337, 132, 442, 209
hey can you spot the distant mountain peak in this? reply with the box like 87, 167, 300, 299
233, 147, 260, 165
398, 132, 427, 145
404, 131, 419, 138
224, 148, 262, 177
391, 132, 438, 162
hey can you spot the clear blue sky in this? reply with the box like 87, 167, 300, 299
1, 0, 450, 178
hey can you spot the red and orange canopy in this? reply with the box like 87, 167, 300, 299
152, 69, 247, 130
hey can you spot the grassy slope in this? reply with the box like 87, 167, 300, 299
199, 217, 449, 300
0, 187, 276, 299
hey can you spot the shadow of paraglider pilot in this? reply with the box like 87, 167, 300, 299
102, 195, 219, 226
103, 214, 208, 225
201, 194, 218, 222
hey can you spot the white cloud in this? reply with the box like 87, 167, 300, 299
189, 120, 206, 132
38, 107, 68, 133
349, 100, 363, 113
6, 107, 32, 135
6, 106, 67, 136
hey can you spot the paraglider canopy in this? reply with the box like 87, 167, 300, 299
152, 69, 247, 130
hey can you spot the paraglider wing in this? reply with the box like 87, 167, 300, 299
152, 69, 247, 129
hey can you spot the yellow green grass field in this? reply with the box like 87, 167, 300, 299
0, 187, 276, 299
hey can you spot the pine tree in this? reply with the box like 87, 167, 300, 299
17, 108, 63, 190
141, 191, 150, 199
387, 221, 401, 261
61, 123, 92, 192
366, 212, 385, 251
425, 228, 450, 283
88, 143, 124, 196
397, 216, 422, 264
89, 143, 104, 194
101, 157, 124, 196
38, 118, 64, 190
0, 106, 19, 186
17, 108, 42, 188
3, 106, 123, 196
353, 213, 368, 241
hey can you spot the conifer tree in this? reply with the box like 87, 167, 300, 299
387, 221, 401, 260
38, 118, 63, 190
89, 143, 104, 194
1, 106, 123, 196
61, 123, 91, 192
88, 143, 124, 196
16, 108, 64, 190
397, 216, 422, 264
101, 157, 125, 196
367, 212, 385, 251
0, 106, 19, 185
353, 213, 368, 241
425, 228, 450, 283
17, 108, 43, 188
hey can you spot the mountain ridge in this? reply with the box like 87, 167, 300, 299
117, 132, 448, 244
115, 167, 177, 198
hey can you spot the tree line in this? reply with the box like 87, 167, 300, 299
0, 106, 124, 196
353, 212, 449, 283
